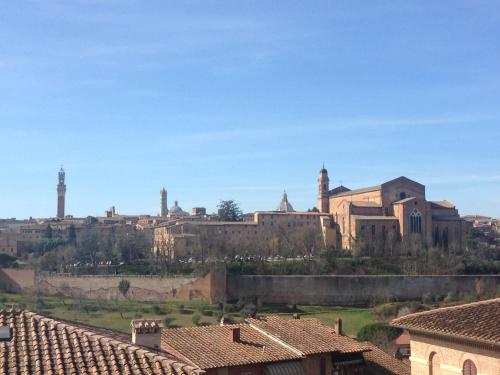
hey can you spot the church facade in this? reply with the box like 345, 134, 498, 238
318, 167, 470, 252
152, 168, 470, 260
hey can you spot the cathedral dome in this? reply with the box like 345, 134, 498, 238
277, 191, 295, 212
170, 200, 184, 213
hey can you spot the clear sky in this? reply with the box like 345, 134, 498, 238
1, 1, 499, 219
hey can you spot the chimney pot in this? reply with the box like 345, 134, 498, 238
292, 313, 300, 319
229, 327, 241, 343
131, 319, 163, 349
335, 318, 343, 335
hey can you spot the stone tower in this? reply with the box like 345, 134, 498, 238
317, 164, 330, 213
57, 167, 66, 219
160, 187, 168, 217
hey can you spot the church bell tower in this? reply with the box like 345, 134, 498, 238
160, 188, 168, 217
57, 167, 66, 219
317, 164, 330, 213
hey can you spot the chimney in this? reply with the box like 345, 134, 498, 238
335, 318, 343, 335
229, 327, 241, 343
292, 313, 300, 319
131, 319, 163, 350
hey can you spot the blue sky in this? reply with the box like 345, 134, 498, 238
1, 1, 499, 218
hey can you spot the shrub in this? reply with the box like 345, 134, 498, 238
164, 315, 175, 328
444, 291, 457, 303
191, 313, 201, 326
421, 292, 433, 305
215, 311, 223, 321
357, 323, 402, 344
118, 279, 130, 298
152, 304, 164, 315
374, 303, 399, 319
35, 296, 45, 311
241, 303, 257, 317
223, 303, 237, 313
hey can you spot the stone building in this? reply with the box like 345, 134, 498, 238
153, 209, 337, 260
392, 298, 500, 375
317, 166, 470, 251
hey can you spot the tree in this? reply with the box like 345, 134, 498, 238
44, 224, 53, 239
67, 224, 77, 245
217, 200, 243, 222
79, 229, 100, 267
118, 279, 130, 299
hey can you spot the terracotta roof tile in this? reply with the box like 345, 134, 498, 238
361, 342, 410, 375
0, 309, 202, 375
391, 298, 500, 346
247, 316, 368, 355
161, 323, 302, 369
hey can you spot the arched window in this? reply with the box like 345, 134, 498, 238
410, 209, 422, 233
434, 226, 440, 246
462, 360, 477, 375
443, 227, 449, 249
429, 352, 440, 375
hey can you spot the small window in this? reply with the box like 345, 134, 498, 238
400, 192, 407, 200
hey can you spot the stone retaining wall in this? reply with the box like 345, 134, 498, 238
226, 274, 500, 306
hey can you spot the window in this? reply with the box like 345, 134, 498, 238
443, 227, 449, 249
371, 225, 376, 239
429, 352, 440, 375
462, 360, 477, 375
410, 209, 422, 233
382, 225, 387, 241
434, 226, 440, 246
400, 192, 406, 200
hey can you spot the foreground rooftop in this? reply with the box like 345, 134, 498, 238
392, 297, 500, 347
0, 309, 200, 375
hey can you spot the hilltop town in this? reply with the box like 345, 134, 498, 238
2, 1, 499, 373
1, 167, 499, 374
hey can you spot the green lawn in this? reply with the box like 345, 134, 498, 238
0, 292, 377, 337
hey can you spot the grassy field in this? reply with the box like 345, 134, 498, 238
0, 292, 377, 337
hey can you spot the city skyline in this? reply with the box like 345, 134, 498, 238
1, 1, 499, 218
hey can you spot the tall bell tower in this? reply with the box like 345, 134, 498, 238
57, 167, 66, 219
317, 164, 330, 213
160, 188, 168, 217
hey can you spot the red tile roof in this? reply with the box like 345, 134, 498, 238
361, 342, 410, 375
0, 309, 201, 375
391, 298, 500, 346
161, 324, 302, 370
247, 315, 368, 355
